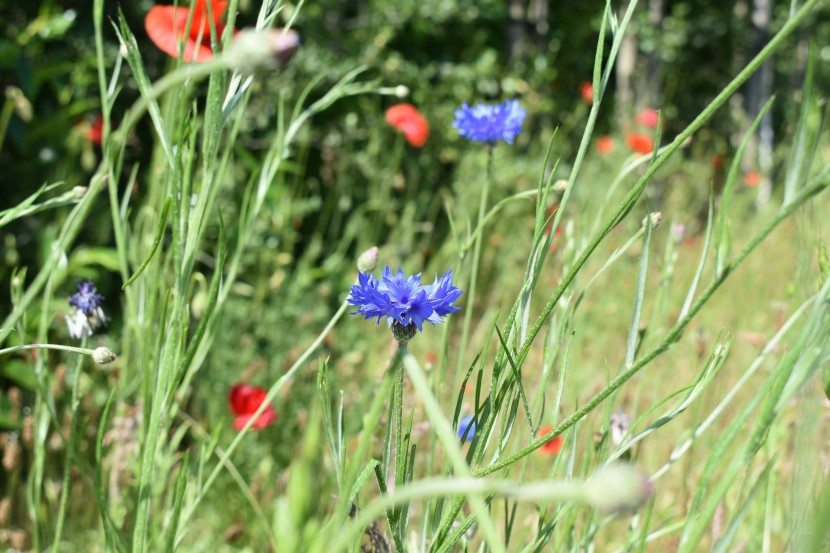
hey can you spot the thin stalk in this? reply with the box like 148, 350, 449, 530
403, 351, 506, 553
475, 167, 829, 478
456, 146, 494, 378
175, 297, 352, 544
0, 343, 105, 359
51, 337, 88, 550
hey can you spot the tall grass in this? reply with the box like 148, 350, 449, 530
0, 0, 828, 551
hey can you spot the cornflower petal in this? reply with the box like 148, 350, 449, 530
348, 266, 462, 338
453, 100, 526, 145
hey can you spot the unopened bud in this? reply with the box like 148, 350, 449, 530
642, 212, 662, 229
72, 186, 87, 199
394, 85, 410, 98
92, 347, 116, 365
225, 28, 300, 73
583, 463, 654, 514
357, 246, 379, 273
391, 321, 417, 344
552, 179, 569, 194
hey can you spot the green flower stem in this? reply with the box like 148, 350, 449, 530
0, 343, 101, 359
467, 0, 823, 478
402, 350, 506, 553
475, 167, 829, 478
112, 59, 226, 151
175, 296, 352, 545
392, 343, 407, 541
332, 476, 583, 552
460, 189, 539, 253
456, 145, 494, 377
52, 337, 88, 550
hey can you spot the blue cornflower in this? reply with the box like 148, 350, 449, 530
457, 415, 476, 442
349, 267, 462, 341
66, 280, 107, 339
453, 100, 526, 145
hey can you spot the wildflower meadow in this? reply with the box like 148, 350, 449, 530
1, 0, 829, 551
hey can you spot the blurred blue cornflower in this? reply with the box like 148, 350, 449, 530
453, 100, 526, 145
457, 415, 476, 442
349, 267, 462, 341
66, 280, 107, 339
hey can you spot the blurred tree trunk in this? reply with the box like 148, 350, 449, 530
645, 0, 664, 106
508, 0, 526, 61
746, 0, 774, 209
528, 0, 549, 53
616, 3, 637, 121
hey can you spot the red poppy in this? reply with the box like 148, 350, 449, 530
538, 424, 563, 455
85, 114, 104, 145
385, 103, 429, 148
579, 82, 593, 105
595, 135, 614, 155
626, 133, 654, 155
145, 0, 230, 62
228, 383, 277, 430
635, 108, 659, 129
743, 171, 762, 187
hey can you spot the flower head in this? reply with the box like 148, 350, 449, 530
743, 170, 762, 187
224, 28, 300, 73
145, 0, 230, 62
635, 108, 660, 129
66, 280, 107, 339
349, 267, 462, 339
538, 424, 563, 455
85, 114, 104, 145
385, 104, 429, 148
457, 415, 476, 441
626, 133, 654, 155
595, 135, 614, 155
453, 100, 526, 145
228, 383, 277, 430
579, 82, 594, 105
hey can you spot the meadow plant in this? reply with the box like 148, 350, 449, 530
0, 0, 828, 551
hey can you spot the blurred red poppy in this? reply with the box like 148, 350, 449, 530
85, 114, 104, 145
385, 103, 429, 148
626, 133, 654, 155
636, 108, 659, 129
595, 135, 614, 155
710, 154, 724, 169
228, 383, 277, 430
579, 82, 593, 105
538, 424, 563, 455
743, 171, 762, 187
145, 0, 230, 62
544, 205, 559, 236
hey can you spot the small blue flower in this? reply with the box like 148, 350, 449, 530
66, 280, 107, 339
349, 267, 462, 338
69, 280, 104, 315
457, 415, 476, 441
453, 100, 526, 145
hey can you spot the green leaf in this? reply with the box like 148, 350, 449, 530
0, 359, 36, 389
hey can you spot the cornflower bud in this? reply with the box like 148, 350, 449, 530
92, 347, 116, 366
357, 246, 379, 273
583, 463, 654, 514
